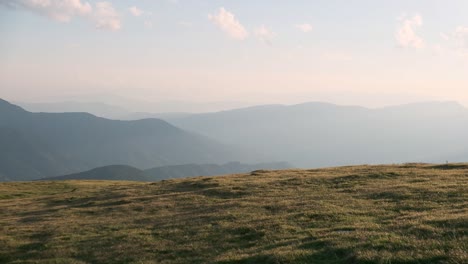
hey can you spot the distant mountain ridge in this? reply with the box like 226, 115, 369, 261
16, 101, 130, 120
15, 100, 254, 120
0, 99, 254, 181
167, 101, 468, 167
40, 162, 292, 181
3, 98, 468, 181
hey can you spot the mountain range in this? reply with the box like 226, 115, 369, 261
16, 99, 251, 119
166, 101, 468, 167
0, 99, 261, 181
2, 98, 468, 181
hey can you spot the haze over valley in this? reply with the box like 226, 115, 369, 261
1, 1, 467, 263
2, 98, 468, 182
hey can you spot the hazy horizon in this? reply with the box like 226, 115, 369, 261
2, 0, 468, 108
9, 97, 468, 115
1, 2, 467, 262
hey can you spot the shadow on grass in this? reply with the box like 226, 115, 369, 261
202, 188, 248, 199
43, 192, 128, 208
166, 180, 220, 193
17, 192, 130, 224
429, 164, 468, 170
216, 238, 357, 264
217, 240, 450, 264
217, 254, 278, 264
0, 231, 54, 263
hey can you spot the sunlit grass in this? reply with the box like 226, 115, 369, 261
0, 164, 467, 263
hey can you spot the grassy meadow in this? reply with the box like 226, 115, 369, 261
0, 164, 467, 263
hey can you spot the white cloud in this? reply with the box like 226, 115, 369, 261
453, 26, 468, 48
440, 26, 468, 57
254, 25, 276, 45
295, 23, 313, 33
1, 0, 121, 31
208, 7, 248, 40
1, 0, 92, 22
129, 6, 143, 17
395, 14, 424, 48
93, 2, 120, 31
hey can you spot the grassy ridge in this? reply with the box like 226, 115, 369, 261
0, 164, 467, 263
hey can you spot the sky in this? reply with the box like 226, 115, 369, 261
1, 0, 468, 110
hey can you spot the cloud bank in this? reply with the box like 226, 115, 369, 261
395, 14, 424, 48
208, 7, 248, 40
129, 6, 143, 17
1, 0, 120, 31
452, 26, 468, 49
440, 26, 468, 57
93, 2, 120, 31
295, 23, 313, 33
254, 25, 276, 44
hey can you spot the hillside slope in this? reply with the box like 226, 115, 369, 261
144, 161, 292, 180
40, 165, 150, 181
0, 164, 466, 263
42, 162, 292, 182
0, 98, 251, 181
167, 101, 468, 167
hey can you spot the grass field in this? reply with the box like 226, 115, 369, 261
0, 164, 467, 264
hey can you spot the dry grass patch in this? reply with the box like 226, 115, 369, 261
0, 164, 467, 263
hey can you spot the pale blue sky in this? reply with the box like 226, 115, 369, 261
1, 0, 468, 108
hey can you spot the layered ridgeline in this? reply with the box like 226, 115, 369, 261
167, 101, 468, 167
40, 162, 292, 181
16, 101, 193, 120
0, 99, 264, 181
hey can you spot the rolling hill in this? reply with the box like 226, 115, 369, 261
0, 98, 255, 181
167, 101, 468, 167
40, 162, 292, 181
40, 165, 150, 181
0, 164, 466, 263
144, 161, 292, 180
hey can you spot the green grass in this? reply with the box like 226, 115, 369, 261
0, 164, 467, 263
